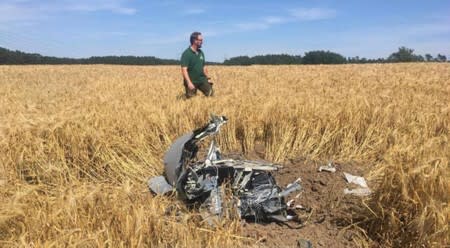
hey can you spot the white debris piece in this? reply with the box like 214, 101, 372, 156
343, 172, 368, 188
294, 205, 306, 210
318, 162, 336, 173
286, 177, 302, 188
344, 188, 372, 196
343, 172, 371, 196
286, 199, 295, 207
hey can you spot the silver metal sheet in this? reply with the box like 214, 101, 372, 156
163, 132, 193, 185
148, 176, 174, 195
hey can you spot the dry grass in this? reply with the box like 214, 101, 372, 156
0, 64, 449, 247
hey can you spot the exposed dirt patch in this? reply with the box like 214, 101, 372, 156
238, 148, 372, 247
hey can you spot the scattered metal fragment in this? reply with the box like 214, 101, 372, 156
297, 238, 313, 248
343, 172, 371, 196
318, 161, 336, 173
286, 215, 295, 221
343, 187, 372, 196
280, 181, 302, 197
294, 205, 306, 210
343, 172, 368, 188
148, 115, 302, 223
148, 176, 174, 195
286, 199, 295, 207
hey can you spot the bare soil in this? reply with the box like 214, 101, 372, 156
238, 147, 372, 247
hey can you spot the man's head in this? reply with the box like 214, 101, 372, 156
190, 31, 203, 49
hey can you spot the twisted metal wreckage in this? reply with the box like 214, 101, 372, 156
148, 115, 302, 224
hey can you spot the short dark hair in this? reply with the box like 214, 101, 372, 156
190, 31, 202, 45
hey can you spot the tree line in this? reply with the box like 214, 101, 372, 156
0, 47, 179, 65
0, 46, 448, 65
224, 47, 448, 65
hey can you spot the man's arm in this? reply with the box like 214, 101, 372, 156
203, 66, 213, 84
203, 66, 208, 78
181, 67, 195, 90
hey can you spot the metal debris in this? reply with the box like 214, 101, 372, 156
294, 205, 306, 210
343, 187, 371, 196
148, 176, 174, 195
286, 199, 295, 207
343, 172, 371, 196
297, 238, 313, 248
318, 161, 336, 173
148, 115, 302, 223
343, 172, 368, 188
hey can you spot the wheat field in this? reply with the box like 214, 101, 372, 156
0, 64, 449, 247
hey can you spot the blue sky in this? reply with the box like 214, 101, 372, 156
1, 0, 449, 62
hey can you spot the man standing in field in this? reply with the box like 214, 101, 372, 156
181, 32, 213, 98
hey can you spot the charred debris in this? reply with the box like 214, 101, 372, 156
148, 115, 302, 225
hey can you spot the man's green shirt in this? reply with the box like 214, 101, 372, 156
181, 47, 207, 85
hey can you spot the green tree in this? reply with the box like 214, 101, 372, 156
436, 54, 447, 62
302, 50, 346, 64
223, 54, 302, 65
223, 56, 252, 65
387, 47, 424, 62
